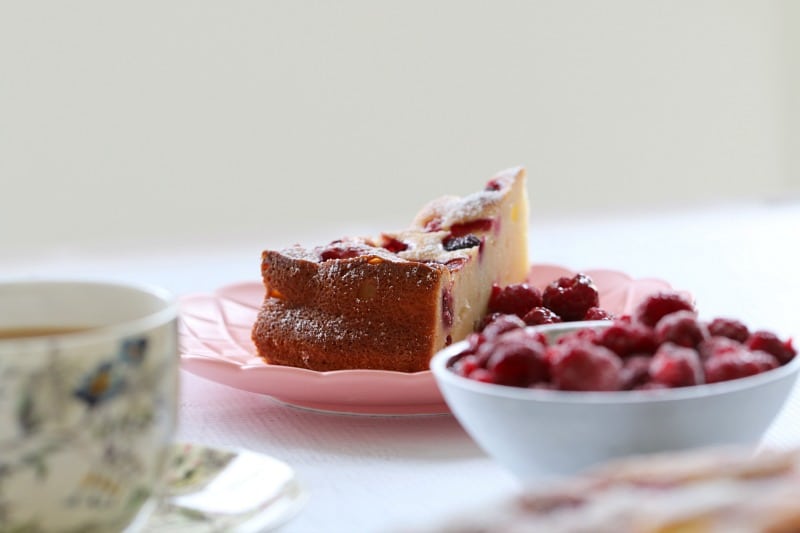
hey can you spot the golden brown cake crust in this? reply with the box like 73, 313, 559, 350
253, 250, 449, 372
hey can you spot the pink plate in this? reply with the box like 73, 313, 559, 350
179, 265, 685, 415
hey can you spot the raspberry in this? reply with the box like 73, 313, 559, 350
654, 311, 708, 348
465, 332, 486, 352
468, 368, 496, 383
634, 382, 669, 391
542, 274, 600, 322
746, 331, 797, 365
481, 314, 526, 339
380, 236, 409, 254
584, 307, 615, 321
484, 339, 549, 387
320, 245, 362, 261
649, 343, 704, 387
597, 320, 658, 358
707, 318, 749, 343
496, 327, 548, 346
450, 219, 494, 237
704, 349, 780, 383
552, 328, 601, 347
634, 292, 694, 327
485, 178, 503, 191
424, 217, 443, 232
477, 312, 505, 332
548, 342, 622, 391
523, 307, 563, 326
621, 355, 652, 390
453, 333, 482, 356
488, 283, 543, 318
453, 354, 481, 377
698, 336, 742, 360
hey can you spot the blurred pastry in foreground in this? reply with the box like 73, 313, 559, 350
423, 447, 800, 533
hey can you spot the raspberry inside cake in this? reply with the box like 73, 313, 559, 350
251, 167, 530, 372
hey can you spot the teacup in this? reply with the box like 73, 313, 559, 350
0, 280, 178, 532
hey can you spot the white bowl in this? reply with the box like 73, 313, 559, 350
430, 322, 800, 484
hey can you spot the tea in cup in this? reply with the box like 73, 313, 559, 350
0, 280, 178, 532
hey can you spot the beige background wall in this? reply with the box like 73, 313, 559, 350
1, 1, 798, 259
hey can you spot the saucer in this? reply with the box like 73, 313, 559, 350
144, 442, 308, 532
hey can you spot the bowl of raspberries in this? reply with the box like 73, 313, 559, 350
430, 275, 799, 482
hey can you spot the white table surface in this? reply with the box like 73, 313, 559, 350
3, 200, 800, 532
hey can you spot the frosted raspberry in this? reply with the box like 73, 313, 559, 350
698, 336, 742, 360
468, 368, 496, 383
649, 343, 704, 387
453, 355, 481, 377
523, 307, 563, 326
584, 307, 614, 321
484, 339, 549, 387
597, 320, 658, 358
634, 292, 694, 327
477, 312, 506, 332
548, 342, 622, 391
481, 314, 526, 339
635, 382, 669, 391
542, 274, 600, 322
704, 349, 779, 383
707, 318, 750, 343
746, 331, 797, 365
654, 311, 708, 348
488, 283, 543, 318
555, 327, 602, 345
621, 355, 653, 390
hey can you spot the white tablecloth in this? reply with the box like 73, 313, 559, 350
4, 201, 800, 532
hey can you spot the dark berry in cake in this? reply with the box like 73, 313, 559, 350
442, 234, 481, 252
523, 307, 563, 326
707, 318, 749, 343
633, 292, 694, 327
542, 274, 600, 322
320, 245, 363, 261
380, 236, 409, 254
488, 283, 543, 318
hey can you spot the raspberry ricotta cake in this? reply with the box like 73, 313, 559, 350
252, 167, 529, 372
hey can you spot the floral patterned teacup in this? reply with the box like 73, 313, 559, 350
0, 280, 178, 532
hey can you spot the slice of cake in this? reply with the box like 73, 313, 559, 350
251, 167, 530, 372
